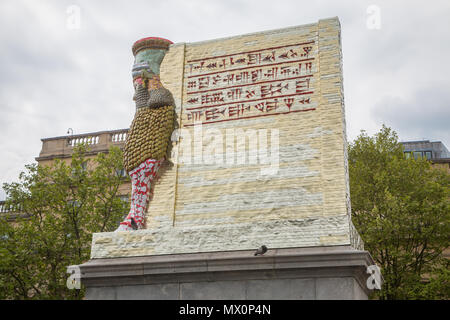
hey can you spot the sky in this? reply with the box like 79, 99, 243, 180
1, 0, 450, 200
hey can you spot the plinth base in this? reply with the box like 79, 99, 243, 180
77, 245, 376, 300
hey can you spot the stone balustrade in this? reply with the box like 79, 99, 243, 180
0, 201, 23, 213
0, 200, 9, 213
36, 129, 129, 162
0, 200, 29, 221
68, 135, 100, 147
111, 131, 127, 143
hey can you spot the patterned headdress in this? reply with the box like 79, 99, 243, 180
132, 37, 173, 81
132, 37, 173, 56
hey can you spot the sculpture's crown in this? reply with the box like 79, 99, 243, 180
132, 37, 173, 56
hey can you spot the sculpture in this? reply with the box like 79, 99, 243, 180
116, 37, 175, 232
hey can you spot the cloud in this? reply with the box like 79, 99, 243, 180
342, 1, 450, 145
372, 85, 450, 146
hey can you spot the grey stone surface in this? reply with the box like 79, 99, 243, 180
116, 283, 180, 300
78, 246, 379, 300
85, 286, 117, 300
353, 279, 368, 300
246, 278, 315, 300
315, 277, 355, 300
181, 280, 247, 300
85, 277, 366, 300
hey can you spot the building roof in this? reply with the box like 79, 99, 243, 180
401, 140, 450, 159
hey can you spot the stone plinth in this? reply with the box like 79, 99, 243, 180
79, 245, 376, 300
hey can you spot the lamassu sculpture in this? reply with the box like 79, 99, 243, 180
116, 37, 175, 232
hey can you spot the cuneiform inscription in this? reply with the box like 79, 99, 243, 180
186, 41, 314, 75
183, 41, 316, 126
186, 62, 313, 93
187, 78, 312, 108
186, 97, 313, 123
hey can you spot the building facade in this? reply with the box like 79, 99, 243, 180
35, 128, 131, 198
0, 128, 132, 222
401, 140, 450, 174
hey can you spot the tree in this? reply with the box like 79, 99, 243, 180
0, 145, 129, 299
349, 125, 450, 299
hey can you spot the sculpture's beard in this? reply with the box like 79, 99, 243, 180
134, 84, 149, 109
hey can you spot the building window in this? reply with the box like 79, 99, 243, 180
71, 161, 88, 175
404, 151, 433, 160
115, 168, 127, 178
413, 151, 422, 160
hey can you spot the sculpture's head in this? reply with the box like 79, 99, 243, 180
131, 37, 173, 79
131, 37, 173, 109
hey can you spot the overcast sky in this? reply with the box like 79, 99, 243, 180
1, 0, 449, 200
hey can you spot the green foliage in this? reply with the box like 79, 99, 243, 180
0, 145, 129, 299
349, 125, 450, 299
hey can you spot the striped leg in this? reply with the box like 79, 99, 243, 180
115, 159, 163, 231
